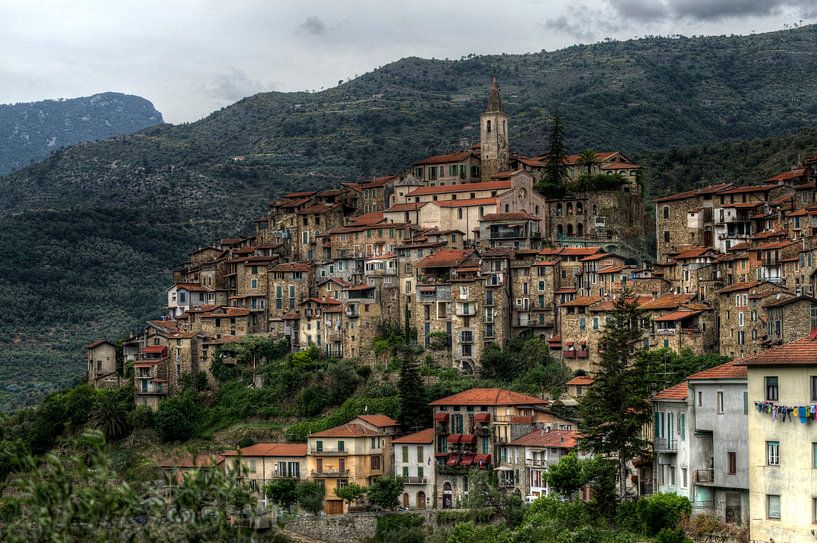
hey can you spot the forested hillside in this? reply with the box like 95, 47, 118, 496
2, 26, 817, 410
0, 93, 162, 175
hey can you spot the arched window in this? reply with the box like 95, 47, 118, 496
486, 120, 492, 132
577, 223, 584, 237
557, 224, 564, 236
577, 202, 583, 215
417, 491, 426, 510
566, 202, 573, 215
556, 203, 563, 216
567, 224, 574, 236
535, 205, 540, 215
504, 204, 510, 213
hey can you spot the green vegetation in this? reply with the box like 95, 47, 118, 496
366, 475, 405, 510
398, 350, 428, 432
578, 292, 652, 497
0, 92, 162, 176
334, 482, 367, 506
295, 481, 325, 515
264, 477, 298, 512
479, 336, 572, 399
4, 27, 817, 405
376, 513, 425, 543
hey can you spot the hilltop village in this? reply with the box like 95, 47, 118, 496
85, 79, 817, 541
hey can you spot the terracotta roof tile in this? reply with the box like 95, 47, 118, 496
653, 310, 703, 322
406, 181, 511, 197
687, 361, 746, 380
356, 414, 399, 428
392, 428, 435, 444
429, 388, 548, 407
654, 183, 733, 203
566, 376, 594, 386
271, 262, 312, 272
417, 249, 474, 269
435, 197, 497, 208
348, 212, 385, 226
414, 150, 475, 166
653, 381, 688, 401
735, 333, 817, 366
639, 294, 696, 310
385, 202, 428, 212
480, 212, 536, 221
509, 429, 577, 448
223, 443, 307, 457
309, 422, 384, 438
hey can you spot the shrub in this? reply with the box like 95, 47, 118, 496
614, 499, 641, 533
636, 493, 692, 536
298, 385, 330, 417
375, 513, 424, 542
296, 481, 324, 515
130, 405, 154, 429
655, 527, 690, 543
154, 394, 197, 442
237, 436, 255, 449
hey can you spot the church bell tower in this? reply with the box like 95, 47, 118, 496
480, 77, 509, 182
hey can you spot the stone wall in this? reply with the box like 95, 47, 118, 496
283, 510, 454, 543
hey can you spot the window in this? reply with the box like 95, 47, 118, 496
681, 467, 687, 488
371, 455, 381, 470
727, 452, 736, 474
767, 441, 779, 465
679, 413, 685, 440
402, 466, 409, 478
337, 440, 344, 452
417, 446, 424, 463
743, 391, 748, 415
812, 376, 817, 402
664, 231, 670, 243
402, 446, 409, 463
316, 440, 323, 452
717, 391, 724, 414
813, 442, 817, 468
251, 278, 257, 289
765, 377, 779, 401
579, 317, 586, 330
767, 495, 780, 519
697, 391, 703, 407
417, 466, 424, 480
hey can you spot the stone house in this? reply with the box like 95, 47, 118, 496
340, 284, 382, 360
412, 150, 481, 186
297, 297, 342, 351
85, 340, 119, 387
269, 262, 313, 336
716, 281, 789, 358
223, 443, 308, 508
429, 388, 548, 509
558, 295, 603, 373
763, 295, 817, 348
477, 212, 542, 251
359, 176, 397, 214
199, 306, 256, 339
498, 429, 582, 500
134, 345, 170, 411
167, 283, 212, 318
391, 428, 435, 510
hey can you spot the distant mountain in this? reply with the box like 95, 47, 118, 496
0, 92, 162, 175
2, 26, 817, 410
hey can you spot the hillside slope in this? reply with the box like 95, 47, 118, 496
3, 26, 817, 410
0, 92, 162, 175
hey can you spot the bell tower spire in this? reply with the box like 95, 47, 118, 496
480, 77, 509, 182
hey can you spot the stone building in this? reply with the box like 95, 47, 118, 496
763, 295, 817, 347
85, 340, 119, 387
479, 77, 509, 182
223, 443, 308, 508
269, 262, 313, 336
716, 281, 789, 358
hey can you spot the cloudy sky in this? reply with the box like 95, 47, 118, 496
1, 0, 815, 123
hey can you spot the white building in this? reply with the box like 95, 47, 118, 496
391, 428, 434, 509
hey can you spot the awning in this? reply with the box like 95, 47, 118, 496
433, 413, 449, 423
460, 455, 475, 467
446, 455, 460, 466
447, 434, 461, 444
474, 413, 491, 423
134, 362, 157, 368
474, 454, 492, 469
418, 287, 436, 293
493, 466, 513, 471
564, 341, 574, 346
461, 434, 477, 445
578, 339, 587, 345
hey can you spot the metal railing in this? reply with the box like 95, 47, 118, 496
694, 468, 714, 483
654, 438, 677, 452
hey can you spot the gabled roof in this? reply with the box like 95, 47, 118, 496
417, 249, 474, 269
653, 310, 703, 322
406, 181, 511, 197
639, 294, 696, 310
716, 281, 770, 294
435, 197, 497, 208
299, 296, 342, 306
356, 414, 399, 428
223, 443, 307, 457
566, 376, 594, 386
414, 150, 475, 166
717, 185, 775, 195
480, 212, 536, 221
348, 212, 385, 226
271, 262, 312, 272
653, 381, 688, 401
735, 332, 817, 366
674, 246, 717, 260
687, 361, 746, 381
86, 339, 115, 349
309, 423, 384, 438
392, 428, 434, 444
429, 388, 548, 407
763, 295, 817, 309
509, 429, 577, 448
384, 202, 428, 213
654, 183, 733, 203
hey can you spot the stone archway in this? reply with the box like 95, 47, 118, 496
417, 491, 426, 510
443, 482, 453, 509
403, 493, 410, 509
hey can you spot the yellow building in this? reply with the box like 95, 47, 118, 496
736, 334, 817, 542
222, 443, 308, 508
306, 415, 398, 514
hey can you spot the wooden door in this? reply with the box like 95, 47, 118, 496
324, 500, 344, 515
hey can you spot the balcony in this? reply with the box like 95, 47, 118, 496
654, 438, 677, 452
655, 328, 676, 336
563, 351, 576, 359
525, 458, 549, 468
454, 303, 476, 317
309, 446, 348, 456
498, 478, 517, 488
680, 328, 701, 335
345, 307, 360, 318
311, 469, 350, 478
404, 476, 428, 485
694, 468, 714, 484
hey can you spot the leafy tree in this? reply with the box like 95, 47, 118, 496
578, 290, 652, 498
397, 351, 427, 432
545, 452, 584, 498
637, 493, 692, 536
296, 481, 325, 515
327, 360, 360, 404
265, 478, 298, 512
466, 468, 524, 527
154, 394, 197, 442
366, 476, 404, 510
64, 384, 98, 429
298, 384, 330, 417
88, 389, 131, 441
334, 483, 367, 507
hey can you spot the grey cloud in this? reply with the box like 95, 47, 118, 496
541, 12, 600, 41
298, 16, 327, 35
207, 69, 271, 103
608, 0, 669, 21
609, 0, 817, 21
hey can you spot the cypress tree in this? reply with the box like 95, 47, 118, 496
578, 289, 652, 498
544, 112, 568, 187
397, 350, 427, 432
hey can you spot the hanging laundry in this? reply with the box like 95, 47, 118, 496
798, 406, 808, 424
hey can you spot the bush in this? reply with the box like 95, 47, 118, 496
154, 394, 197, 442
237, 436, 255, 449
614, 499, 641, 533
375, 513, 424, 543
655, 527, 690, 543
296, 481, 324, 515
130, 405, 154, 429
298, 385, 330, 417
636, 493, 691, 536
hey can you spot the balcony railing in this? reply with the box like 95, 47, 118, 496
311, 469, 350, 478
403, 476, 428, 485
654, 438, 677, 452
694, 468, 714, 484
525, 458, 549, 467
309, 447, 348, 455
498, 478, 516, 488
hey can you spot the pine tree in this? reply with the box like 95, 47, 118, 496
544, 112, 568, 187
397, 350, 427, 432
578, 290, 652, 499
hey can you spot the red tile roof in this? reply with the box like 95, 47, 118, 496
271, 262, 312, 272
142, 345, 167, 354
766, 169, 805, 182
653, 381, 688, 401
654, 183, 733, 203
479, 212, 536, 221
716, 281, 764, 294
687, 361, 746, 380
429, 388, 548, 406
86, 339, 113, 349
509, 429, 577, 448
414, 150, 475, 166
348, 212, 385, 226
653, 310, 703, 322
559, 246, 604, 256
356, 414, 399, 428
406, 181, 511, 197
674, 246, 715, 260
717, 185, 775, 195
639, 294, 696, 310
566, 376, 594, 386
392, 428, 435, 444
202, 307, 251, 318
223, 443, 307, 457
417, 249, 474, 269
735, 333, 817, 366
560, 295, 603, 308
435, 197, 497, 208
309, 423, 384, 438
384, 202, 428, 212
360, 176, 397, 189
174, 283, 210, 292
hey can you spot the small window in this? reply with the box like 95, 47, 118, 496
767, 494, 781, 519
697, 391, 703, 407
765, 377, 779, 401
767, 441, 780, 466
727, 452, 736, 474
717, 391, 724, 414
811, 376, 817, 402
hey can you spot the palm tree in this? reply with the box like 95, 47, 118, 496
88, 391, 130, 441
577, 149, 601, 177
